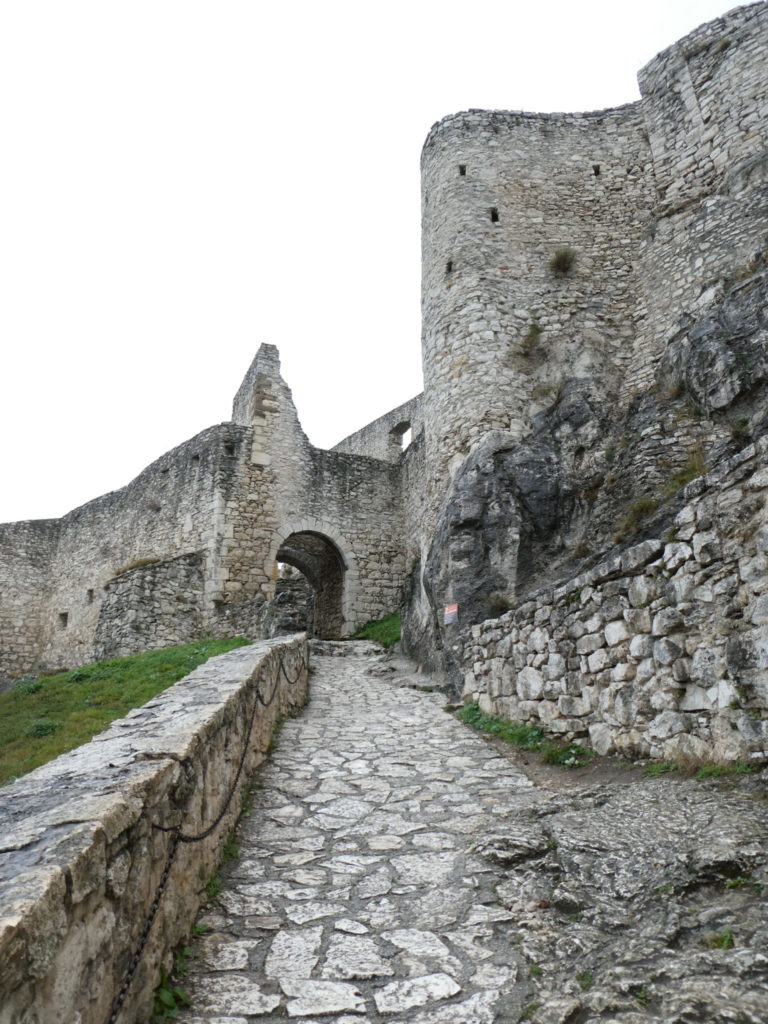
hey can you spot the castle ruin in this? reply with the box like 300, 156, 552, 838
2, 1, 767, 764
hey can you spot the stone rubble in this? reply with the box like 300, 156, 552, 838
177, 643, 768, 1023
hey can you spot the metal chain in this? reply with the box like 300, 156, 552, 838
106, 646, 307, 1024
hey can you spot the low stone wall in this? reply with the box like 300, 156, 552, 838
0, 636, 308, 1024
463, 438, 768, 764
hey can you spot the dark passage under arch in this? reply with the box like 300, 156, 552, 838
277, 531, 346, 638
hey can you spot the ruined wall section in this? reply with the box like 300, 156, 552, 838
39, 425, 244, 672
225, 345, 407, 634
0, 520, 59, 680
92, 553, 205, 661
420, 106, 654, 520
332, 394, 424, 462
624, 1, 768, 395
464, 436, 768, 764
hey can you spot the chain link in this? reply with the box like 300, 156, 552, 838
106, 645, 306, 1024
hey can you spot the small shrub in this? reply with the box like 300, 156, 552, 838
708, 929, 735, 950
731, 417, 750, 444
605, 448, 616, 464
153, 965, 191, 1020
521, 319, 543, 355
662, 450, 707, 497
635, 987, 650, 1006
486, 592, 513, 617
614, 496, 660, 541
549, 247, 576, 275
27, 719, 59, 738
576, 971, 594, 991
644, 761, 678, 777
540, 741, 593, 768
205, 873, 222, 901
529, 964, 543, 977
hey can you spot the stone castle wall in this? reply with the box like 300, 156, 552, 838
332, 394, 424, 463
464, 436, 768, 763
419, 104, 654, 514
625, 0, 768, 397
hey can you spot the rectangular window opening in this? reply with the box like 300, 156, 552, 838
59, 612, 69, 629
446, 260, 453, 274
592, 164, 601, 176
86, 589, 95, 604
458, 164, 466, 176
490, 207, 499, 223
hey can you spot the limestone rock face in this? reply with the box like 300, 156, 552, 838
658, 268, 768, 414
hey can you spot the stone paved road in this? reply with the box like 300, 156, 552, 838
177, 642, 539, 1023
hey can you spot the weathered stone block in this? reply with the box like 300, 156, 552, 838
653, 638, 682, 666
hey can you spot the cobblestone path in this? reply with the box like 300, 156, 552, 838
178, 642, 538, 1023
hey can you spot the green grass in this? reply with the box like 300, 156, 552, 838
456, 702, 593, 768
0, 637, 250, 786
352, 612, 401, 648
695, 760, 759, 780
644, 761, 679, 777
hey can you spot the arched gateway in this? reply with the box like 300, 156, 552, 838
276, 531, 346, 638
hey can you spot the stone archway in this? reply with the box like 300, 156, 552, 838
276, 531, 347, 638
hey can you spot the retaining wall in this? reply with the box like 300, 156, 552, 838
463, 437, 768, 764
0, 635, 308, 1024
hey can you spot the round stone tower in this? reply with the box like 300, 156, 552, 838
419, 106, 654, 515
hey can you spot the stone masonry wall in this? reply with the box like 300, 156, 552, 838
92, 552, 206, 661
0, 520, 59, 682
464, 436, 768, 764
623, 1, 768, 397
331, 395, 424, 463
0, 636, 308, 1024
419, 104, 654, 520
15, 424, 244, 675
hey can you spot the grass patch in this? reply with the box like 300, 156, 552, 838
644, 761, 679, 777
352, 613, 401, 648
614, 496, 660, 542
456, 702, 593, 768
456, 702, 545, 748
695, 760, 760, 780
662, 450, 707, 497
576, 971, 594, 991
0, 637, 250, 786
708, 929, 735, 950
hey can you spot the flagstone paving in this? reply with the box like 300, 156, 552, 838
177, 642, 538, 1022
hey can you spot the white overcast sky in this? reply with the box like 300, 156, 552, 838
0, 0, 750, 522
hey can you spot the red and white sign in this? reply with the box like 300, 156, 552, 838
443, 603, 458, 624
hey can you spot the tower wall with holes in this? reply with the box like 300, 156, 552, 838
419, 107, 654, 516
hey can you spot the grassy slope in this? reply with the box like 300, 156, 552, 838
0, 637, 249, 786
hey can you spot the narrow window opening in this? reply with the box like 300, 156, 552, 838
490, 207, 499, 223
401, 427, 413, 450
59, 612, 69, 629
458, 164, 466, 176
192, 454, 200, 463
592, 164, 601, 176
86, 589, 94, 604
224, 443, 235, 457
446, 260, 453, 274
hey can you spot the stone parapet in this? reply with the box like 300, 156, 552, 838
0, 635, 308, 1024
